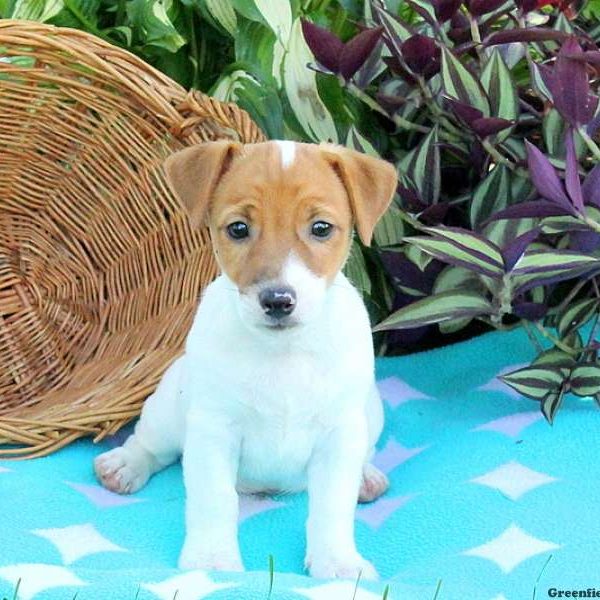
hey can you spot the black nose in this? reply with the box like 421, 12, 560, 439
259, 287, 296, 319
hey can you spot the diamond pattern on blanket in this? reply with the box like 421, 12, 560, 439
142, 571, 236, 600
377, 376, 433, 407
470, 461, 558, 500
0, 564, 85, 600
32, 523, 127, 564
472, 410, 544, 437
65, 481, 146, 508
463, 524, 560, 573
356, 494, 415, 528
1, 327, 599, 600
371, 438, 428, 473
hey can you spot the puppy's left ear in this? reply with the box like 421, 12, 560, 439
322, 147, 398, 246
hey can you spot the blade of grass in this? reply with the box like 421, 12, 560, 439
268, 554, 274, 599
432, 579, 443, 599
532, 554, 553, 600
352, 569, 362, 600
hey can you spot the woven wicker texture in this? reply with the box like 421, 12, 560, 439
0, 20, 265, 459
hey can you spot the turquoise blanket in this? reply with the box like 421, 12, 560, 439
1, 327, 598, 600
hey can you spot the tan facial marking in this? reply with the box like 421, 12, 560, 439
164, 141, 398, 292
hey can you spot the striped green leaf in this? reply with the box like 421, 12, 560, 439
570, 364, 600, 397
346, 126, 380, 158
541, 387, 565, 424
373, 290, 493, 331
512, 251, 598, 275
344, 241, 371, 297
558, 298, 599, 337
374, 205, 405, 248
405, 244, 434, 272
399, 127, 440, 205
405, 237, 502, 277
470, 165, 512, 228
422, 226, 505, 270
500, 366, 565, 400
480, 50, 517, 141
434, 266, 483, 334
532, 348, 576, 372
441, 47, 490, 117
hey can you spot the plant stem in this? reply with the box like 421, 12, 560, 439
469, 16, 484, 61
554, 277, 590, 314
345, 82, 430, 134
534, 322, 579, 355
579, 127, 600, 162
523, 320, 545, 353
481, 139, 522, 173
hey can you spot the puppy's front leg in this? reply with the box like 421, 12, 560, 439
179, 410, 243, 572
305, 412, 377, 580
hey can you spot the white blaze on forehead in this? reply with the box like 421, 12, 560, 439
281, 253, 325, 295
275, 140, 296, 169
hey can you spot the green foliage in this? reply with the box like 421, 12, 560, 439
4, 0, 600, 422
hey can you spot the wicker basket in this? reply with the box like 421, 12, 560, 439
0, 20, 265, 459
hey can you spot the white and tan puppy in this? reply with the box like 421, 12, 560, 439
94, 140, 398, 579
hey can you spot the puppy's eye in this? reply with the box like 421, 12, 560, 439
226, 221, 250, 240
311, 221, 333, 239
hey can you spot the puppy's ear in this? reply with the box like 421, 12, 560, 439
164, 141, 242, 228
321, 146, 397, 246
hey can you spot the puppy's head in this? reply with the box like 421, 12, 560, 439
164, 141, 397, 332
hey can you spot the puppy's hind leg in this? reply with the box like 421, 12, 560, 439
95, 357, 186, 494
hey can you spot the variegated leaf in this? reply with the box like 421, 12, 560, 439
373, 290, 493, 331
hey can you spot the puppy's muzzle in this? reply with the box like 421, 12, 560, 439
259, 286, 296, 320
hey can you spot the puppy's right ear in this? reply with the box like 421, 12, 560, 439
164, 141, 242, 228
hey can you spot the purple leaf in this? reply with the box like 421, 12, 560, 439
515, 266, 599, 294
502, 227, 542, 272
582, 164, 600, 207
570, 230, 600, 253
485, 28, 571, 46
587, 113, 600, 138
551, 37, 596, 127
514, 0, 539, 12
564, 128, 584, 213
401, 34, 439, 75
404, 0, 439, 26
420, 203, 449, 225
512, 301, 547, 320
340, 27, 384, 80
449, 12, 471, 44
525, 141, 573, 213
301, 19, 343, 73
471, 117, 514, 138
562, 51, 600, 66
485, 200, 572, 223
433, 0, 463, 22
468, 0, 506, 16
446, 97, 483, 124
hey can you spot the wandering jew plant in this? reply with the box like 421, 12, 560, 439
302, 0, 600, 422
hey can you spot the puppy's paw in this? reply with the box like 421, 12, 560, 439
358, 463, 389, 504
178, 544, 244, 572
94, 447, 150, 495
306, 553, 378, 580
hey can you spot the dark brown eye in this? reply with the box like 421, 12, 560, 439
311, 221, 333, 239
226, 221, 249, 240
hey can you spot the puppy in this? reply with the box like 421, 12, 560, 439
94, 140, 397, 579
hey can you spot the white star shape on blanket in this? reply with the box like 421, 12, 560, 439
470, 461, 558, 500
377, 376, 432, 407
32, 523, 127, 564
238, 494, 286, 522
142, 571, 235, 600
463, 524, 559, 573
0, 465, 10, 472
0, 564, 86, 600
293, 581, 384, 600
